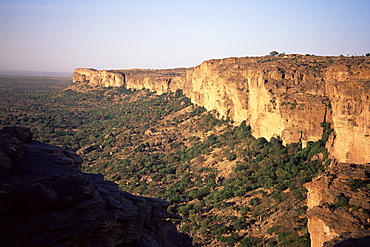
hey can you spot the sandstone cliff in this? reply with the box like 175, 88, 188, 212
0, 127, 192, 247
73, 68, 125, 87
305, 160, 370, 247
72, 55, 370, 165
72, 55, 370, 246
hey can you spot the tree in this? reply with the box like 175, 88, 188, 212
269, 51, 279, 56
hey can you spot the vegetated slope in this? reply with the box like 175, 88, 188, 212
0, 127, 191, 247
0, 79, 333, 246
74, 54, 370, 165
72, 54, 370, 246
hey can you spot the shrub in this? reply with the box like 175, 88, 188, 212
294, 206, 308, 216
240, 206, 251, 215
227, 151, 237, 161
348, 178, 367, 191
271, 191, 283, 202
248, 197, 260, 206
267, 238, 278, 247
199, 226, 208, 237
269, 51, 279, 56
233, 216, 246, 230
267, 224, 281, 235
239, 236, 260, 246
334, 194, 350, 208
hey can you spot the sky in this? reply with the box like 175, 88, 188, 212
0, 0, 369, 73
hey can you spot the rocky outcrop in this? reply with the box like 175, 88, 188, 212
0, 127, 192, 247
72, 55, 370, 164
323, 232, 370, 247
73, 68, 125, 87
325, 64, 370, 164
305, 161, 370, 247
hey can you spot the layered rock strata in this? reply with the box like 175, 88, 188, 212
73, 55, 370, 164
0, 127, 192, 247
305, 161, 370, 247
73, 68, 125, 87
72, 55, 370, 246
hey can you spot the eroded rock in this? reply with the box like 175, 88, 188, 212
305, 161, 370, 247
0, 127, 192, 247
72, 55, 370, 164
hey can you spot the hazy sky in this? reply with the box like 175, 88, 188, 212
0, 0, 369, 73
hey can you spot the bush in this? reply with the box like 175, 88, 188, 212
334, 194, 350, 208
294, 206, 308, 216
271, 191, 283, 202
240, 206, 251, 215
199, 226, 208, 237
219, 232, 239, 245
267, 238, 278, 247
269, 51, 279, 56
233, 216, 246, 230
239, 236, 260, 246
267, 224, 281, 235
248, 197, 260, 206
227, 151, 237, 161
348, 178, 368, 191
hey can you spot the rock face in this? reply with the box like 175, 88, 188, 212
72, 55, 370, 246
72, 55, 370, 164
0, 127, 192, 247
73, 68, 125, 87
305, 160, 370, 247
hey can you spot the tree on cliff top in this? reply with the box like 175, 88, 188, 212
269, 51, 279, 56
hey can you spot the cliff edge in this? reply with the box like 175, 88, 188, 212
73, 55, 370, 165
72, 55, 370, 246
0, 127, 192, 247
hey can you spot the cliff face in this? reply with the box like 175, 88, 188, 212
182, 57, 328, 148
73, 68, 125, 87
72, 55, 370, 164
72, 55, 370, 246
0, 127, 192, 247
325, 64, 370, 164
305, 161, 370, 247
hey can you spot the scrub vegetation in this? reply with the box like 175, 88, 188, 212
0, 76, 332, 246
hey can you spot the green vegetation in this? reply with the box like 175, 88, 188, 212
348, 178, 369, 192
0, 76, 333, 246
333, 194, 350, 208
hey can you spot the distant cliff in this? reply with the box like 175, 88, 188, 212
0, 127, 192, 247
73, 68, 125, 87
73, 55, 370, 164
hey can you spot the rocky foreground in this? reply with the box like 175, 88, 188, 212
305, 160, 370, 247
0, 127, 192, 247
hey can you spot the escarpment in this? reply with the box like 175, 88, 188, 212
73, 68, 125, 87
72, 55, 370, 246
0, 127, 192, 247
73, 55, 370, 164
